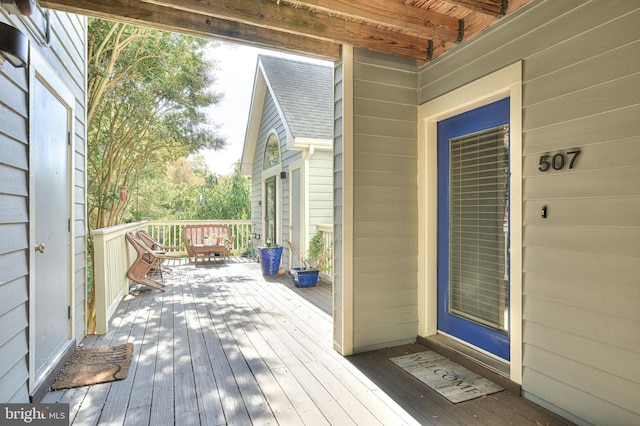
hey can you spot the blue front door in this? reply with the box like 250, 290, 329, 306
437, 98, 510, 360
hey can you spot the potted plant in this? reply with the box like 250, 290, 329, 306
286, 233, 331, 288
258, 241, 283, 276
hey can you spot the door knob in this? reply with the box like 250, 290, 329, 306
35, 243, 45, 253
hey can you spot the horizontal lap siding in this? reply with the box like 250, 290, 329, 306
308, 150, 333, 236
418, 0, 640, 424
56, 11, 88, 346
0, 10, 32, 402
0, 10, 87, 402
251, 92, 287, 251
352, 49, 418, 352
333, 59, 345, 352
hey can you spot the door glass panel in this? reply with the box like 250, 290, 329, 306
265, 176, 276, 244
449, 125, 509, 332
264, 134, 280, 169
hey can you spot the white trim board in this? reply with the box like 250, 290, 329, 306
417, 61, 523, 384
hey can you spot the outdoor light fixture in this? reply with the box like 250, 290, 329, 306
280, 171, 287, 180
0, 22, 28, 67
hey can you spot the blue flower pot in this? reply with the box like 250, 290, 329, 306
259, 247, 283, 276
290, 268, 319, 288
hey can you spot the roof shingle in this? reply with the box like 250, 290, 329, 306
259, 55, 333, 140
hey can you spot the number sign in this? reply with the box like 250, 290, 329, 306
538, 150, 581, 172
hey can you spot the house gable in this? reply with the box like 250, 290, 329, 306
241, 55, 333, 175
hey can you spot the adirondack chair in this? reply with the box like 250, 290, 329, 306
125, 232, 166, 291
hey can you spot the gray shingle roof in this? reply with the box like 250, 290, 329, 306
259, 55, 333, 140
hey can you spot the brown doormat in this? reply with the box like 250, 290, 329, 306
51, 343, 133, 390
390, 350, 503, 403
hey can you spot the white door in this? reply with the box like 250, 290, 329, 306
290, 168, 302, 267
32, 71, 72, 385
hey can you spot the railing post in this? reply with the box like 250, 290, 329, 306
91, 221, 145, 334
92, 230, 108, 334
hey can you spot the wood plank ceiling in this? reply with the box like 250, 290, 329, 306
40, 0, 534, 61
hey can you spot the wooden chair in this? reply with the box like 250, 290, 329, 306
125, 232, 166, 291
137, 229, 180, 252
136, 230, 177, 276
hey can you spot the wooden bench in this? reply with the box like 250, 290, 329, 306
182, 225, 234, 264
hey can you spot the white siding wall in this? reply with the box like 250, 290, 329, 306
249, 87, 332, 266
308, 149, 333, 235
0, 15, 30, 404
418, 0, 640, 424
251, 92, 290, 252
0, 10, 87, 402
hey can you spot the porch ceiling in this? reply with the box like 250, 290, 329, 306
40, 0, 534, 61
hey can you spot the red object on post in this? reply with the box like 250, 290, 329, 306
120, 186, 127, 201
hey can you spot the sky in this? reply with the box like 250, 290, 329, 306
201, 42, 331, 175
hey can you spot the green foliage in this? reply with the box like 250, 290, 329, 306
308, 232, 325, 260
87, 18, 225, 230
176, 162, 252, 221
286, 232, 332, 271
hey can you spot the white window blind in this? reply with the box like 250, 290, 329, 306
449, 125, 509, 332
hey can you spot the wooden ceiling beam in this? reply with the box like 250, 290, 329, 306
287, 0, 459, 35
40, 0, 341, 59
440, 0, 508, 17
142, 0, 453, 59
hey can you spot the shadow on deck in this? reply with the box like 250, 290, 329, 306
44, 257, 572, 425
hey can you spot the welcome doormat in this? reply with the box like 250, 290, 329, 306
51, 343, 133, 390
390, 350, 503, 403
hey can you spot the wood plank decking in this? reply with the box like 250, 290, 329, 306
43, 258, 571, 425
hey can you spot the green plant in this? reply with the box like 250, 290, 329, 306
308, 232, 325, 260
286, 234, 331, 271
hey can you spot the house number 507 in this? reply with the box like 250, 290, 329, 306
538, 150, 581, 172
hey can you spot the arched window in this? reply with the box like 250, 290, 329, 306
263, 133, 280, 169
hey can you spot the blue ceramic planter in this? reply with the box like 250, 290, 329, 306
259, 246, 283, 275
290, 268, 319, 288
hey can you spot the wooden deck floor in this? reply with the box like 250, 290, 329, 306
44, 258, 571, 425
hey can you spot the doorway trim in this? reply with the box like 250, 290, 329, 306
288, 160, 304, 268
28, 47, 77, 395
417, 61, 523, 383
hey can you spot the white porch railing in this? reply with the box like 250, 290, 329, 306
146, 220, 253, 255
317, 224, 334, 283
91, 221, 146, 334
91, 219, 252, 334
